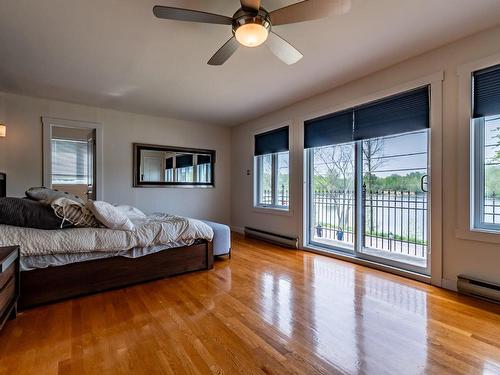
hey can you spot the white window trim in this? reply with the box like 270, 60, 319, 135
51, 138, 90, 184
456, 53, 500, 244
471, 117, 500, 233
300, 71, 444, 286
254, 152, 290, 211
42, 117, 103, 201
253, 123, 292, 214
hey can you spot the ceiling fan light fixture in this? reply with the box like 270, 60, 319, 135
235, 23, 269, 47
154, 0, 350, 65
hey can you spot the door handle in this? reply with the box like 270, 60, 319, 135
420, 175, 428, 193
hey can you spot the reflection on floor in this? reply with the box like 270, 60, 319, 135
0, 233, 499, 374
313, 235, 427, 269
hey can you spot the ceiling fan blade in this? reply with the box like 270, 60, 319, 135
240, 0, 261, 12
269, 0, 351, 26
266, 32, 303, 65
153, 6, 233, 25
208, 37, 240, 65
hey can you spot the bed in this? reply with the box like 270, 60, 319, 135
0, 213, 217, 309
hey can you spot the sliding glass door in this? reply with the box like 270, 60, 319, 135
305, 87, 431, 275
359, 131, 429, 272
309, 143, 356, 250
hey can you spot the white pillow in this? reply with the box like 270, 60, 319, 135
114, 205, 147, 220
88, 201, 135, 231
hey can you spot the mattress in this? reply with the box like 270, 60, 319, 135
0, 213, 213, 257
20, 223, 232, 270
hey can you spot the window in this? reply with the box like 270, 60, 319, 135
51, 139, 88, 184
472, 63, 500, 232
305, 86, 431, 274
196, 154, 212, 183
254, 126, 289, 209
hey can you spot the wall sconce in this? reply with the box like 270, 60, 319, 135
0, 124, 6, 137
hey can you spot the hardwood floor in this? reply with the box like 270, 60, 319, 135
0, 234, 499, 375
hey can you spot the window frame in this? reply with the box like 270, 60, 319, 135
305, 129, 431, 275
42, 117, 103, 201
302, 72, 444, 284
471, 116, 500, 232
254, 151, 290, 210
51, 138, 89, 185
456, 53, 500, 245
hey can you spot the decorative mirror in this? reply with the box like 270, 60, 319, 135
133, 143, 215, 187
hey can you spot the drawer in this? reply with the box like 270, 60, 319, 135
0, 277, 15, 316
0, 263, 14, 291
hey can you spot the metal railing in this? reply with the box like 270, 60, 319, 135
260, 188, 500, 258
313, 190, 356, 244
261, 185, 289, 207
312, 190, 428, 259
484, 193, 500, 224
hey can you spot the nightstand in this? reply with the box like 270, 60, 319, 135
0, 246, 19, 332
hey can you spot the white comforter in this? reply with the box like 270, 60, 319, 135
0, 214, 214, 256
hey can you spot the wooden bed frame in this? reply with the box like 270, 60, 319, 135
18, 240, 213, 310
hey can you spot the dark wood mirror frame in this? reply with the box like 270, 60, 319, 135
133, 143, 215, 188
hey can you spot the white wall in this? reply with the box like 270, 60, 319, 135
0, 92, 231, 224
230, 25, 500, 286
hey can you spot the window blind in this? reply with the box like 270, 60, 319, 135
176, 154, 193, 168
197, 155, 211, 165
254, 126, 289, 156
304, 109, 353, 148
304, 86, 430, 148
51, 139, 88, 183
165, 157, 173, 170
353, 86, 430, 140
473, 64, 500, 118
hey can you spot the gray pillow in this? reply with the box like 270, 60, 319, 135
26, 187, 84, 205
0, 197, 72, 230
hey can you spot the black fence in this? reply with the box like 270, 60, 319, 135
484, 193, 500, 224
312, 190, 428, 259
261, 186, 289, 207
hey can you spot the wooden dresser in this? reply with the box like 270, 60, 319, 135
0, 246, 19, 332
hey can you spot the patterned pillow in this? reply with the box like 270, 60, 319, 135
26, 187, 84, 205
51, 197, 101, 228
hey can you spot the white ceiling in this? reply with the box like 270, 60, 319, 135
1, 0, 500, 126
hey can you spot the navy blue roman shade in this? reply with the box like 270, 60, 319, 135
304, 86, 430, 148
197, 155, 211, 165
254, 126, 289, 156
473, 64, 500, 118
176, 154, 193, 168
304, 109, 354, 148
353, 86, 430, 140
165, 157, 173, 170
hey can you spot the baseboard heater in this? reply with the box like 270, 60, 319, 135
457, 275, 500, 304
244, 227, 298, 249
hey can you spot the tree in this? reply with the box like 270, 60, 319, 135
362, 138, 385, 192
494, 126, 500, 162
362, 139, 385, 237
313, 144, 354, 228
486, 126, 500, 198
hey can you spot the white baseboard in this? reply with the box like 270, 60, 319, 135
441, 278, 458, 291
230, 226, 244, 234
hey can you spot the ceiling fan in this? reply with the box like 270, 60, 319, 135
153, 0, 351, 66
